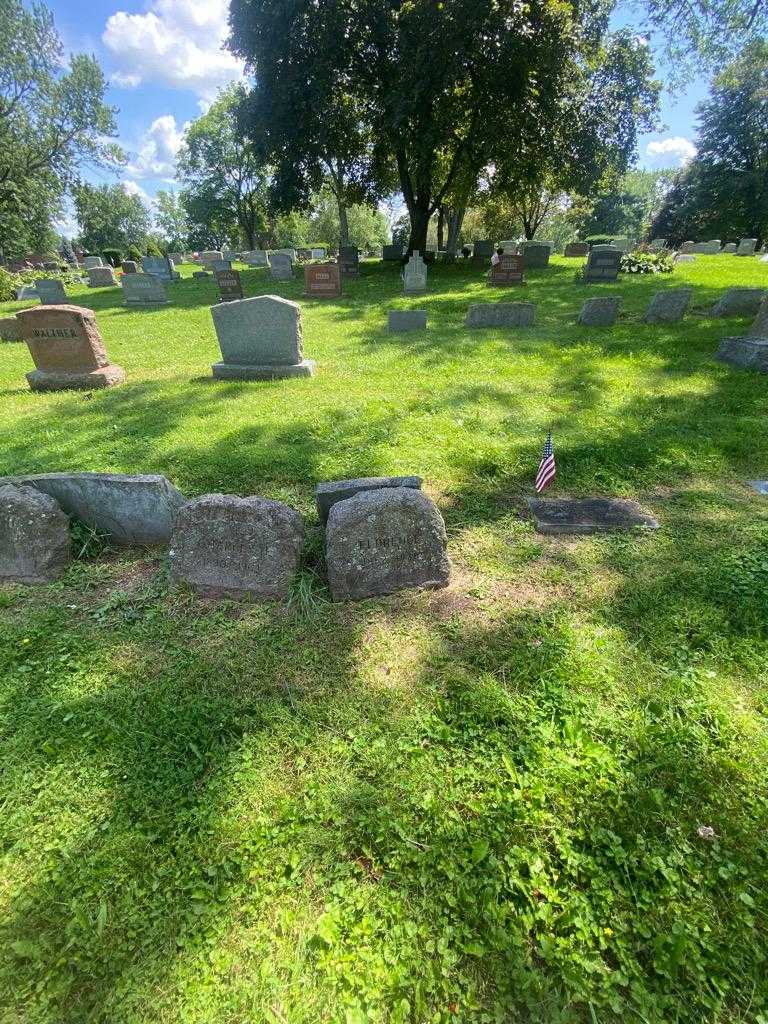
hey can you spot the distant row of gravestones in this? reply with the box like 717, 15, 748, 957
2, 286, 767, 390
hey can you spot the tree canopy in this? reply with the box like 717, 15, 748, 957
73, 183, 151, 254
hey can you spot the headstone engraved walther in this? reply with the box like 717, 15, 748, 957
16, 304, 125, 391
339, 246, 360, 278
122, 273, 169, 306
583, 248, 621, 283
34, 278, 67, 304
210, 294, 315, 380
169, 494, 303, 598
489, 254, 525, 286
326, 487, 451, 600
304, 262, 342, 298
402, 253, 427, 294
215, 268, 244, 303
0, 484, 71, 584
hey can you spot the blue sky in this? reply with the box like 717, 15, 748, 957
48, 0, 710, 235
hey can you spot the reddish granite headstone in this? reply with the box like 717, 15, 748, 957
489, 254, 525, 287
16, 304, 125, 391
304, 262, 342, 298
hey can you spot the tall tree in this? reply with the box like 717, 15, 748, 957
73, 183, 151, 254
154, 190, 189, 251
231, 0, 657, 253
0, 0, 121, 258
176, 84, 269, 250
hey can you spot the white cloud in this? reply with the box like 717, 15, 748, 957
646, 136, 698, 167
111, 71, 141, 89
103, 0, 244, 100
123, 179, 152, 204
125, 114, 188, 179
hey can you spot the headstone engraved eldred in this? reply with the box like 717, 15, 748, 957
211, 294, 315, 380
169, 494, 303, 598
0, 483, 71, 583
326, 487, 450, 600
316, 475, 423, 524
16, 304, 125, 391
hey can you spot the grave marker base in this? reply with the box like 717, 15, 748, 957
27, 364, 125, 391
212, 359, 316, 381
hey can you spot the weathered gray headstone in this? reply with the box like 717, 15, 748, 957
610, 237, 631, 252
565, 242, 590, 257
583, 249, 621, 283
200, 250, 223, 269
212, 259, 232, 273
141, 256, 178, 281
82, 256, 103, 269
679, 241, 695, 254
16, 304, 125, 391
500, 239, 520, 254
87, 266, 118, 288
736, 238, 757, 256
388, 310, 427, 333
17, 285, 38, 300
403, 254, 427, 294
711, 288, 767, 317
0, 484, 71, 583
466, 302, 535, 328
722, 243, 737, 253
121, 260, 138, 274
122, 273, 169, 305
691, 240, 720, 254
316, 475, 423, 524
472, 240, 494, 260
245, 250, 269, 266
527, 497, 660, 534
193, 270, 212, 279
169, 494, 303, 598
310, 247, 327, 259
643, 287, 692, 324
578, 297, 621, 327
211, 294, 314, 380
34, 278, 67, 304
269, 253, 293, 281
382, 244, 403, 261
0, 472, 185, 545
716, 336, 768, 373
326, 488, 450, 600
0, 316, 22, 342
521, 243, 551, 268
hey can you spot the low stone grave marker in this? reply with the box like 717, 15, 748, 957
304, 263, 342, 298
711, 288, 766, 317
489, 254, 525, 286
17, 285, 39, 300
583, 249, 621, 283
565, 242, 590, 257
716, 296, 768, 373
722, 243, 737, 253
402, 253, 427, 294
326, 487, 450, 600
500, 240, 519, 254
193, 270, 212, 279
269, 253, 293, 281
87, 266, 118, 288
121, 260, 138, 274
0, 472, 185, 545
122, 273, 169, 306
211, 294, 314, 380
578, 297, 621, 327
736, 238, 757, 256
388, 309, 427, 333
0, 316, 23, 342
245, 250, 268, 266
527, 497, 660, 535
691, 240, 720, 254
215, 268, 244, 303
643, 287, 692, 324
466, 302, 535, 328
82, 256, 103, 269
382, 244, 403, 261
16, 304, 125, 391
679, 241, 695, 254
339, 246, 360, 278
169, 494, 303, 598
316, 475, 422, 524
675, 254, 696, 263
222, 250, 239, 262
34, 278, 67, 304
0, 484, 71, 583
522, 243, 551, 268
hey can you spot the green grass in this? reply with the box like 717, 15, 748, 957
1, 256, 768, 1023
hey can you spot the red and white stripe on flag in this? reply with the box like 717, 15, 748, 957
535, 431, 556, 493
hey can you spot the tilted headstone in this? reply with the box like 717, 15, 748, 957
388, 310, 427, 333
141, 256, 178, 281
716, 296, 768, 373
326, 487, 450, 600
382, 244, 403, 261
1, 472, 185, 545
711, 288, 766, 317
583, 249, 621, 283
82, 256, 103, 269
34, 278, 67, 304
643, 287, 693, 324
527, 498, 659, 535
472, 240, 494, 260
736, 238, 757, 256
122, 272, 169, 305
210, 294, 314, 380
121, 260, 138, 274
648, 238, 667, 251
0, 316, 23, 342
489, 254, 525, 286
0, 484, 71, 584
565, 242, 590, 257
16, 304, 125, 391
169, 494, 303, 598
402, 253, 427, 294
339, 246, 360, 278
87, 266, 118, 288
722, 243, 737, 253
578, 297, 621, 327
304, 263, 342, 298
466, 302, 535, 328
521, 243, 551, 268
316, 476, 422, 525
269, 252, 294, 281
215, 268, 244, 303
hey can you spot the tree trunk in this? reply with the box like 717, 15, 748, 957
406, 201, 430, 253
437, 206, 445, 250
446, 207, 466, 254
337, 195, 350, 248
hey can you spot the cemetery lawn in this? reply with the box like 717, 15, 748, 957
2, 256, 768, 1024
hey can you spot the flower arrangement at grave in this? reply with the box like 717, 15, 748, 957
620, 250, 675, 274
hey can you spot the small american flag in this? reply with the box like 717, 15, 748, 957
535, 431, 556, 493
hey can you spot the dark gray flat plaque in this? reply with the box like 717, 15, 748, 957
527, 497, 659, 534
